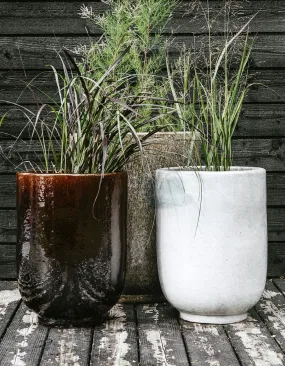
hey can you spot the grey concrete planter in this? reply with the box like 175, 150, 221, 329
123, 132, 199, 296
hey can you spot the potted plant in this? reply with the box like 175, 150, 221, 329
2, 45, 165, 326
156, 14, 267, 324
78, 0, 201, 297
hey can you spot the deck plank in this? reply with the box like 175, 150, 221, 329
0, 281, 20, 340
255, 281, 285, 353
273, 279, 285, 296
40, 328, 92, 366
181, 321, 240, 366
224, 310, 284, 366
90, 304, 138, 366
0, 303, 48, 366
136, 303, 189, 366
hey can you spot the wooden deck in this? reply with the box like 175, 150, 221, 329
1, 280, 285, 365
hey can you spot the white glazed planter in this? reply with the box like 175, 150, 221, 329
156, 167, 267, 324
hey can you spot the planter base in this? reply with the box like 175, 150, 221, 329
180, 312, 247, 324
38, 315, 104, 328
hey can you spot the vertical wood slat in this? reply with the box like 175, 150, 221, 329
136, 303, 190, 366
224, 309, 285, 366
181, 321, 240, 366
40, 328, 93, 366
255, 280, 285, 353
0, 303, 48, 366
0, 281, 20, 340
90, 304, 139, 366
273, 279, 285, 295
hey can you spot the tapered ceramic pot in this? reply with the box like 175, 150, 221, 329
17, 172, 127, 326
156, 167, 267, 324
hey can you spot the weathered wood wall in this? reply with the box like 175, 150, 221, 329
0, 0, 285, 279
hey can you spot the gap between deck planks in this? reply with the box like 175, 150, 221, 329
0, 280, 285, 365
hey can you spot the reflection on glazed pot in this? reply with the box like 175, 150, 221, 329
17, 172, 127, 326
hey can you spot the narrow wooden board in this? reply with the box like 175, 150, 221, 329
136, 303, 189, 366
90, 304, 139, 366
0, 263, 17, 279
181, 321, 240, 366
2, 139, 285, 173
1, 104, 285, 140
273, 279, 285, 293
267, 175, 285, 207
0, 244, 16, 262
256, 280, 285, 353
0, 281, 20, 340
0, 1, 285, 35
40, 327, 92, 366
236, 104, 285, 138
0, 302, 48, 366
1, 34, 285, 70
224, 309, 285, 366
267, 209, 285, 242
0, 70, 284, 104
0, 210, 16, 243
268, 243, 285, 278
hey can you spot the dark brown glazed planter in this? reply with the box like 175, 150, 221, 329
16, 172, 127, 326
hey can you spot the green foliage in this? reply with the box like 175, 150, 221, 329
2, 49, 172, 174
1, 0, 181, 174
194, 33, 253, 171
78, 0, 179, 130
166, 2, 255, 171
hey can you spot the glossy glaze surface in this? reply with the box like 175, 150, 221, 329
17, 172, 127, 326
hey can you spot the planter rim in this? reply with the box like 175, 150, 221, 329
16, 171, 126, 177
156, 166, 265, 175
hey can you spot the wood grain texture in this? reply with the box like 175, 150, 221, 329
0, 303, 48, 366
181, 321, 240, 366
1, 34, 285, 70
0, 243, 16, 277
2, 139, 285, 172
268, 243, 285, 278
0, 263, 17, 279
40, 327, 92, 366
1, 104, 285, 140
274, 278, 285, 293
0, 70, 284, 104
256, 281, 285, 353
236, 104, 285, 138
136, 303, 189, 366
0, 281, 20, 340
224, 309, 285, 366
0, 1, 285, 35
0, 280, 285, 365
90, 304, 139, 366
0, 244, 16, 262
268, 209, 285, 242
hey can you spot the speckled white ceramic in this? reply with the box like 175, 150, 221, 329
156, 167, 267, 324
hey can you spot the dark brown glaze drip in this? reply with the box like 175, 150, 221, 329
16, 172, 127, 326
